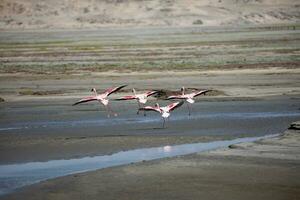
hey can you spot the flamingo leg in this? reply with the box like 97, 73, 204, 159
162, 118, 166, 128
136, 102, 146, 116
142, 103, 146, 116
99, 101, 110, 118
104, 105, 111, 118
187, 103, 191, 116
107, 104, 118, 117
137, 101, 141, 115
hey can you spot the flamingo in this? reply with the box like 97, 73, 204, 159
167, 87, 210, 116
139, 101, 184, 128
73, 85, 127, 117
116, 88, 158, 115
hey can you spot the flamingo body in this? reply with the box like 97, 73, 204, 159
167, 87, 210, 115
117, 89, 157, 104
187, 98, 195, 104
139, 101, 184, 128
116, 89, 158, 115
73, 85, 127, 117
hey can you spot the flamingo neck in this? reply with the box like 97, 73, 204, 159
155, 103, 160, 109
132, 88, 136, 96
93, 89, 98, 96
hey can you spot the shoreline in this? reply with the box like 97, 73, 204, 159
2, 122, 299, 200
1, 67, 299, 103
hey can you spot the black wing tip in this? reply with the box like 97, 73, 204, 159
113, 98, 127, 101
119, 84, 127, 89
114, 84, 127, 91
178, 100, 184, 106
147, 90, 159, 97
203, 89, 212, 95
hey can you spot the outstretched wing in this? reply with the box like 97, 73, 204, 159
166, 95, 184, 100
139, 106, 161, 113
104, 85, 127, 97
115, 95, 137, 101
193, 90, 211, 97
73, 96, 98, 106
146, 90, 158, 97
167, 101, 184, 112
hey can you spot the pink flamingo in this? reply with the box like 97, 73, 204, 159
116, 88, 158, 115
73, 85, 127, 117
167, 87, 210, 115
139, 101, 184, 128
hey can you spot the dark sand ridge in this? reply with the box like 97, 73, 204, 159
2, 122, 299, 200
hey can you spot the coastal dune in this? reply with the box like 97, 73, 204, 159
3, 122, 300, 200
1, 0, 299, 29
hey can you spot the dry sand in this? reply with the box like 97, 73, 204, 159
2, 122, 299, 200
0, 0, 299, 29
1, 67, 300, 102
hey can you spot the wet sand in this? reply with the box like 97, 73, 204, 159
3, 121, 299, 200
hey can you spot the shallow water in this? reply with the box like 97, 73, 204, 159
0, 98, 299, 137
0, 111, 299, 132
0, 134, 278, 196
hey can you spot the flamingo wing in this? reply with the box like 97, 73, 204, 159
139, 106, 161, 113
146, 90, 158, 97
73, 96, 98, 106
167, 101, 184, 112
166, 95, 184, 100
193, 90, 211, 97
115, 95, 137, 101
104, 85, 127, 97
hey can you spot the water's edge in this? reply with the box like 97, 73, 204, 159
0, 134, 279, 196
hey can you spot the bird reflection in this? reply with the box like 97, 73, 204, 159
163, 145, 172, 152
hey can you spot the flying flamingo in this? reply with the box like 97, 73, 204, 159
167, 87, 210, 115
73, 85, 127, 117
139, 101, 184, 128
116, 88, 158, 115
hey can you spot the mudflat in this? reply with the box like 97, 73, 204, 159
2, 122, 299, 200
